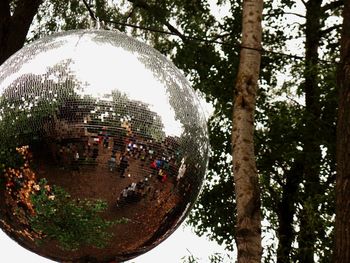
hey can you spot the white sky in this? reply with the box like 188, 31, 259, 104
0, 224, 231, 263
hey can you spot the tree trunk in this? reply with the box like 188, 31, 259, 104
335, 0, 350, 262
0, 0, 42, 65
276, 159, 303, 263
297, 1, 322, 262
232, 1, 263, 262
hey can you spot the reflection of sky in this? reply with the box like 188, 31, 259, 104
0, 32, 183, 137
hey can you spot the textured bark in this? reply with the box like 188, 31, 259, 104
297, 1, 322, 262
335, 0, 350, 261
0, 0, 43, 65
232, 1, 263, 262
276, 159, 303, 263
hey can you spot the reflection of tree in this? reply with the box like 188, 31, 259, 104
0, 58, 166, 171
93, 30, 209, 174
111, 90, 165, 140
83, 90, 165, 141
30, 178, 125, 251
2, 146, 126, 250
0, 34, 68, 81
0, 59, 80, 171
1, 31, 209, 177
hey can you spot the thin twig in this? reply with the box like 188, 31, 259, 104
81, 0, 96, 21
284, 12, 306, 18
80, 1, 336, 64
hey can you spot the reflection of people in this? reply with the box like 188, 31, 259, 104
177, 158, 187, 181
129, 182, 137, 191
148, 148, 154, 159
119, 155, 129, 178
108, 155, 116, 172
103, 134, 109, 148
92, 144, 99, 160
140, 148, 146, 162
158, 169, 167, 182
73, 150, 80, 171
74, 151, 79, 161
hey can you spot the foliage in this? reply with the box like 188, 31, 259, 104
30, 178, 125, 250
27, 1, 339, 260
181, 252, 233, 263
181, 254, 200, 263
0, 59, 82, 170
0, 0, 344, 261
187, 114, 234, 250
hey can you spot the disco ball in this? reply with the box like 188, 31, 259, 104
0, 30, 209, 262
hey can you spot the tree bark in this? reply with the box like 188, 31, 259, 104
276, 159, 303, 263
0, 0, 43, 65
298, 1, 322, 262
232, 1, 263, 262
335, 0, 350, 261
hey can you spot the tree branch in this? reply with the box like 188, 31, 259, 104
284, 12, 306, 19
286, 95, 305, 107
265, 178, 279, 206
126, 0, 186, 42
321, 0, 344, 13
125, 6, 135, 21
320, 24, 342, 36
82, 0, 97, 21
210, 32, 233, 41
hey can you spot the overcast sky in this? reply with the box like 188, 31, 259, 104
0, 224, 231, 262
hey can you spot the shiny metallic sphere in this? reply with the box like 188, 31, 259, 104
0, 30, 209, 262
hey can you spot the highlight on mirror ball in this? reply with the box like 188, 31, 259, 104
0, 30, 209, 262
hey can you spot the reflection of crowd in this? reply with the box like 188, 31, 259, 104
46, 122, 189, 208
117, 178, 150, 206
53, 129, 180, 177
108, 132, 188, 207
115, 141, 186, 207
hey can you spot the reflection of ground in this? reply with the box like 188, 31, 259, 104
0, 137, 191, 263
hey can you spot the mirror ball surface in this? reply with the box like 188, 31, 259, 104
0, 30, 209, 262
